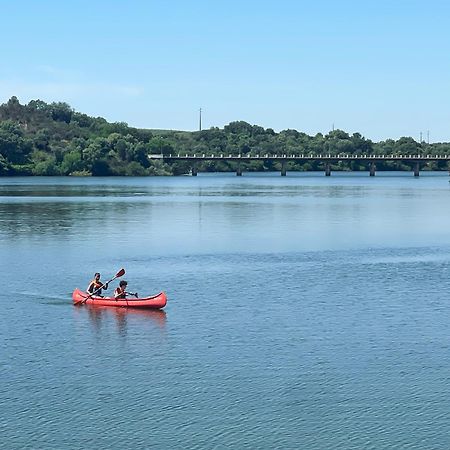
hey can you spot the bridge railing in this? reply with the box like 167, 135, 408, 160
149, 153, 450, 160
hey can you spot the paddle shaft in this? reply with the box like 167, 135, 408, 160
114, 291, 138, 300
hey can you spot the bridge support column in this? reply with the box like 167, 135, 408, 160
325, 162, 331, 176
414, 162, 420, 177
370, 162, 376, 176
236, 163, 242, 176
281, 161, 287, 176
191, 164, 198, 176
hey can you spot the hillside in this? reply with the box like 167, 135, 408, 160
0, 96, 449, 176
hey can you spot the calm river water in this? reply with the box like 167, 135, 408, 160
2, 172, 450, 449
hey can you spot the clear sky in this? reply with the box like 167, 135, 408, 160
1, 0, 449, 142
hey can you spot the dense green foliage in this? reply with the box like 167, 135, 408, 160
1, 96, 449, 176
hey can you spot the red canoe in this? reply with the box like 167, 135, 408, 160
72, 288, 167, 309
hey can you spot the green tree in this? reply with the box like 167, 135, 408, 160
394, 137, 420, 155
124, 161, 147, 176
31, 151, 58, 175
148, 137, 174, 156
50, 102, 73, 124
61, 151, 84, 175
0, 154, 10, 175
0, 121, 33, 163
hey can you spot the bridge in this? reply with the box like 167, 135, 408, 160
148, 154, 450, 176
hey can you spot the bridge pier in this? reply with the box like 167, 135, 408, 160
191, 164, 198, 176
236, 163, 242, 176
325, 162, 331, 176
414, 162, 420, 177
281, 161, 287, 176
370, 162, 376, 176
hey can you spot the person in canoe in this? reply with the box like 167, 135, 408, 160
87, 272, 109, 297
114, 280, 138, 300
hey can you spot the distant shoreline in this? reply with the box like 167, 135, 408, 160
1, 97, 449, 177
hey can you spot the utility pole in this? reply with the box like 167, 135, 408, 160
199, 108, 202, 131
420, 131, 422, 143
427, 130, 430, 144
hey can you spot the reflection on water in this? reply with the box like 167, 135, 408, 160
82, 305, 167, 337
113, 307, 167, 330
2, 173, 450, 255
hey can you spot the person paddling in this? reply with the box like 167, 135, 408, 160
114, 280, 138, 300
87, 272, 109, 297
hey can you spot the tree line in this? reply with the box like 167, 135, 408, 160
1, 96, 449, 176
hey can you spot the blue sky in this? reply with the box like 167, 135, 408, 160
1, 0, 449, 142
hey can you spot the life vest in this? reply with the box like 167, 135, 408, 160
114, 288, 126, 299
88, 279, 103, 294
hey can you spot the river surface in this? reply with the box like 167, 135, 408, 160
2, 172, 450, 449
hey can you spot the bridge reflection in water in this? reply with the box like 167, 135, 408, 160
149, 153, 450, 177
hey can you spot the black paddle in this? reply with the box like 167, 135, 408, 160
76, 268, 126, 305
116, 291, 138, 300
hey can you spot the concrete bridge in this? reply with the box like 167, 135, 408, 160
148, 153, 450, 176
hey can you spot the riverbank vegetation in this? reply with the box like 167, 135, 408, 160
1, 96, 449, 176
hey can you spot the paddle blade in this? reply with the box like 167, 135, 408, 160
116, 268, 125, 278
